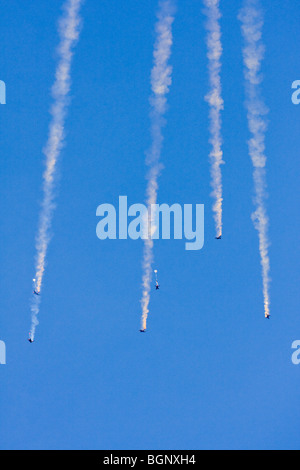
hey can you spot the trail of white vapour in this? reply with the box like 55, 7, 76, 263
203, 0, 224, 239
239, 0, 271, 319
30, 0, 83, 340
140, 1, 175, 331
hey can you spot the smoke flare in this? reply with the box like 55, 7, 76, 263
203, 0, 224, 238
239, 0, 271, 318
140, 1, 175, 331
30, 0, 84, 340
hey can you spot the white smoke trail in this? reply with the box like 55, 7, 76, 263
30, 0, 84, 340
140, 0, 175, 331
239, 0, 271, 318
203, 0, 224, 239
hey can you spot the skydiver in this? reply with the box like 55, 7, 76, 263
33, 290, 40, 296
154, 269, 160, 290
265, 314, 270, 320
215, 235, 222, 240
140, 329, 146, 333
28, 338, 34, 343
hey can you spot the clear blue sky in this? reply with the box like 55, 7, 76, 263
0, 0, 299, 450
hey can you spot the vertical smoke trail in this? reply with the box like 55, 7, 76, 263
239, 0, 271, 319
203, 0, 224, 239
140, 0, 175, 331
30, 0, 84, 340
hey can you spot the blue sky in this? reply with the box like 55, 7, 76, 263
0, 0, 299, 450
